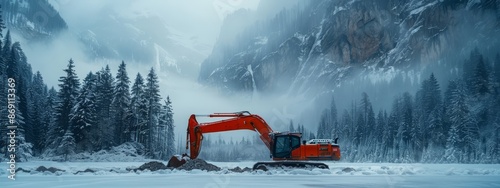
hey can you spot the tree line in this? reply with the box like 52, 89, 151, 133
0, 11, 175, 161
317, 49, 500, 163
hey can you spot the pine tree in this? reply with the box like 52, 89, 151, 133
165, 96, 175, 158
375, 110, 385, 154
2, 30, 11, 60
471, 56, 490, 97
317, 110, 328, 139
0, 5, 5, 42
156, 100, 168, 159
446, 80, 478, 162
444, 121, 461, 163
57, 130, 76, 161
43, 87, 57, 151
288, 120, 295, 132
51, 59, 80, 148
28, 71, 47, 155
145, 68, 161, 156
463, 48, 482, 92
131, 73, 148, 144
94, 65, 114, 150
329, 96, 338, 138
112, 61, 132, 144
70, 72, 97, 151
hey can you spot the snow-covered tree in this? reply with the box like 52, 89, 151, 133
94, 66, 114, 150
444, 121, 461, 163
16, 132, 33, 162
471, 54, 490, 97
70, 72, 97, 151
165, 96, 175, 158
288, 120, 295, 132
112, 61, 132, 144
43, 87, 58, 151
57, 130, 76, 161
51, 59, 80, 148
145, 68, 162, 156
130, 73, 148, 143
28, 71, 47, 154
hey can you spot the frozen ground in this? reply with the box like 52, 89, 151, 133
1, 161, 499, 187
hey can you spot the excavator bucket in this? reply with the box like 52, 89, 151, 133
167, 154, 188, 168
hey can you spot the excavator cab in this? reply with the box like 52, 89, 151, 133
271, 133, 302, 158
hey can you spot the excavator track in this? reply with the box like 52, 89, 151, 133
252, 161, 329, 171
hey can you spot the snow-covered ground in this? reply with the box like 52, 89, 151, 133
1, 161, 499, 187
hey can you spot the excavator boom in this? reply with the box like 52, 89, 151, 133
186, 111, 273, 159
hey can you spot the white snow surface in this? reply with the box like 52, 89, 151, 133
1, 161, 499, 187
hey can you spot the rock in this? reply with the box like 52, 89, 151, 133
342, 167, 356, 173
229, 167, 252, 173
137, 161, 168, 172
177, 159, 221, 172
35, 166, 65, 173
16, 168, 31, 173
74, 168, 95, 174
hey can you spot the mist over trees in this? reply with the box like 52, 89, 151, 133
0, 12, 175, 161
317, 49, 500, 163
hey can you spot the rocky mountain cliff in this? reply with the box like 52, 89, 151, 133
199, 0, 500, 96
1, 0, 67, 40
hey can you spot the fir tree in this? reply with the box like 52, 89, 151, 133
51, 59, 80, 147
471, 56, 490, 97
28, 71, 47, 154
288, 120, 295, 132
43, 87, 58, 151
57, 130, 76, 161
330, 96, 338, 138
145, 68, 161, 156
165, 96, 175, 158
70, 72, 97, 151
112, 61, 132, 144
444, 121, 461, 163
2, 30, 11, 60
317, 110, 328, 139
131, 73, 148, 144
94, 65, 114, 150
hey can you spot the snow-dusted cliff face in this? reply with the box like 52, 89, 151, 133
76, 14, 207, 77
199, 0, 500, 96
1, 0, 67, 40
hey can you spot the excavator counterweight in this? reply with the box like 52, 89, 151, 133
167, 111, 341, 170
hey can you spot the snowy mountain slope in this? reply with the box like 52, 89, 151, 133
0, 0, 67, 40
3, 0, 209, 78
76, 13, 206, 77
199, 0, 500, 96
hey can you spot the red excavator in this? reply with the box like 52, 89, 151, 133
168, 111, 341, 170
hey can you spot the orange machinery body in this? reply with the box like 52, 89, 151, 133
278, 137, 341, 161
185, 111, 341, 162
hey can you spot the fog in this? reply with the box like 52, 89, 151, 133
16, 0, 499, 148
13, 0, 317, 144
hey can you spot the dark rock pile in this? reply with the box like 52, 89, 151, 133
229, 166, 252, 173
134, 161, 169, 172
342, 167, 356, 173
177, 159, 221, 172
36, 166, 65, 173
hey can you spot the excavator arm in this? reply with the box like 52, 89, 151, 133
186, 111, 274, 159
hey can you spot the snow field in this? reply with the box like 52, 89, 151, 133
2, 161, 500, 177
1, 161, 499, 188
